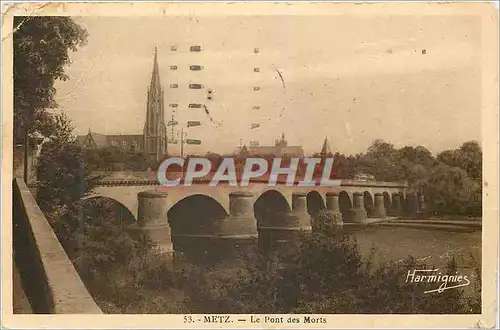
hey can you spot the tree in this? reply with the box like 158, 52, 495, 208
432, 141, 482, 216
127, 152, 150, 171
437, 141, 482, 181
330, 153, 359, 179
14, 16, 88, 144
423, 163, 480, 215
36, 113, 95, 210
358, 140, 401, 182
457, 141, 482, 181
36, 113, 104, 249
399, 145, 435, 166
34, 117, 183, 314
82, 146, 152, 171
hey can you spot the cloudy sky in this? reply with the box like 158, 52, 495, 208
55, 14, 482, 155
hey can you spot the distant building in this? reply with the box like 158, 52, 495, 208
319, 136, 333, 157
354, 173, 376, 182
76, 130, 143, 153
237, 133, 304, 157
77, 48, 167, 161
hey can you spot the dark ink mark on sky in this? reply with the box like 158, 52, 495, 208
203, 105, 222, 128
275, 68, 286, 89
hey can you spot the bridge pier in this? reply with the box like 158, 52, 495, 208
349, 192, 368, 223
292, 192, 312, 229
390, 192, 403, 216
405, 192, 418, 216
206, 191, 258, 258
258, 192, 312, 252
325, 192, 343, 224
373, 193, 387, 218
217, 191, 258, 237
130, 190, 173, 254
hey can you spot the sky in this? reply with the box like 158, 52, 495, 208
55, 14, 482, 156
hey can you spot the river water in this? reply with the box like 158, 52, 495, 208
345, 225, 482, 270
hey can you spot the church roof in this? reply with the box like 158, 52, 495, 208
76, 131, 108, 148
88, 132, 108, 147
76, 132, 143, 148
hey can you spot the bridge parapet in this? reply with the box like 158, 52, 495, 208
93, 171, 409, 189
12, 178, 102, 314
340, 180, 407, 188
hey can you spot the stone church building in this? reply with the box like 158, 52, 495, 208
238, 133, 305, 158
77, 48, 167, 161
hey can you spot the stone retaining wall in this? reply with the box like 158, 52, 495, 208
12, 178, 102, 314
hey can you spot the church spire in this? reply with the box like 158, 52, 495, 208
150, 47, 161, 90
320, 136, 332, 156
144, 47, 167, 161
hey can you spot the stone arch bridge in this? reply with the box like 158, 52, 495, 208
89, 172, 413, 255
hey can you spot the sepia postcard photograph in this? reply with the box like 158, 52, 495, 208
1, 1, 498, 329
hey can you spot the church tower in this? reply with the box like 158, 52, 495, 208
143, 47, 167, 161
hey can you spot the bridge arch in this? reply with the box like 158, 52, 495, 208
307, 191, 325, 217
339, 191, 352, 221
254, 189, 291, 227
82, 196, 136, 225
167, 194, 228, 236
167, 189, 229, 215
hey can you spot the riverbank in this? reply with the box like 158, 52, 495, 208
342, 217, 481, 232
373, 219, 481, 232
399, 214, 482, 221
